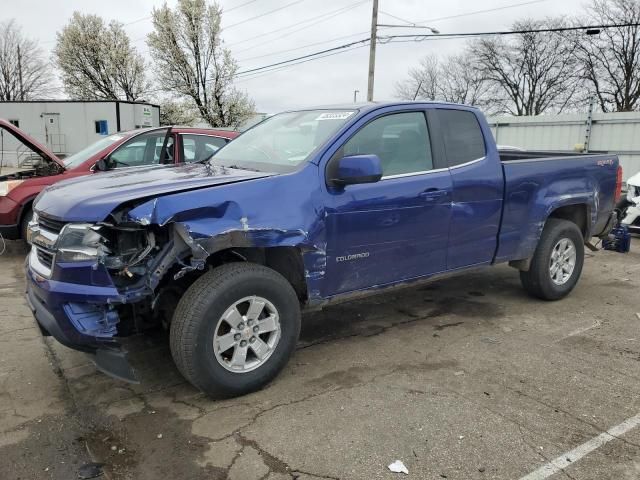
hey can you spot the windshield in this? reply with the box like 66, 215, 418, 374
212, 109, 356, 173
63, 134, 126, 168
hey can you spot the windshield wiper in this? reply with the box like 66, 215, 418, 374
224, 164, 262, 172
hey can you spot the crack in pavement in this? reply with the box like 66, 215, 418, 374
504, 385, 640, 450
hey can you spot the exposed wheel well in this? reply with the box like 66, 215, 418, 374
205, 246, 308, 302
548, 204, 588, 239
509, 204, 589, 273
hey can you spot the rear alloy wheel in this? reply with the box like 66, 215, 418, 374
170, 262, 300, 398
520, 218, 584, 300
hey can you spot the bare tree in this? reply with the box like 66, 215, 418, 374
54, 13, 148, 101
395, 54, 440, 101
395, 53, 492, 111
147, 0, 255, 128
469, 19, 581, 115
0, 20, 52, 100
575, 0, 640, 112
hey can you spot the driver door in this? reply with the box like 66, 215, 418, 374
324, 110, 453, 296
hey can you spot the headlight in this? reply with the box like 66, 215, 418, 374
628, 186, 639, 202
0, 180, 24, 197
56, 224, 108, 262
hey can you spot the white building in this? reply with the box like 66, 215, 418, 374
0, 100, 160, 166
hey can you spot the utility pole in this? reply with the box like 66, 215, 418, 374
366, 0, 379, 102
17, 44, 24, 101
583, 94, 595, 153
353, 89, 359, 103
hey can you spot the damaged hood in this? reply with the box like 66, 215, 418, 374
35, 163, 274, 222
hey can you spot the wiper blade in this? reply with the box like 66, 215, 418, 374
224, 164, 261, 172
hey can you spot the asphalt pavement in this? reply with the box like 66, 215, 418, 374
1, 238, 639, 480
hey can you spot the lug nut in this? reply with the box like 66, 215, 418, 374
253, 326, 259, 333
234, 333, 241, 341
250, 336, 256, 343
240, 340, 247, 347
237, 322, 245, 329
247, 319, 253, 326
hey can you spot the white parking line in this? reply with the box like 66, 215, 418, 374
519, 413, 640, 480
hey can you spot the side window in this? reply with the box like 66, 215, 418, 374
181, 134, 228, 163
109, 131, 173, 168
342, 112, 433, 177
436, 109, 486, 167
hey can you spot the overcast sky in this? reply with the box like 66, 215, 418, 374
5, 0, 587, 112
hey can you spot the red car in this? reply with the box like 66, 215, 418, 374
0, 120, 238, 240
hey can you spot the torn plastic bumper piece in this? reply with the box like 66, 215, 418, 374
25, 269, 139, 383
93, 349, 139, 383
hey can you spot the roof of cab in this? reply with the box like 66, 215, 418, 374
284, 101, 478, 115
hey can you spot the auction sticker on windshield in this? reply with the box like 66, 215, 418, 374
315, 112, 354, 121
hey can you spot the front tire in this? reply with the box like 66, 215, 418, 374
170, 262, 301, 398
520, 218, 585, 301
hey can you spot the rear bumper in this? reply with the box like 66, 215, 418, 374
596, 211, 618, 239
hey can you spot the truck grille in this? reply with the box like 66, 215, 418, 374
38, 215, 67, 234
35, 248, 54, 269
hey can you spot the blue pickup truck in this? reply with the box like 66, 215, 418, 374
26, 102, 622, 397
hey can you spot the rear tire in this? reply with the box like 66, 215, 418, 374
520, 218, 584, 301
170, 262, 301, 398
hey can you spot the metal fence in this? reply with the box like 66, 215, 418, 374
487, 111, 640, 181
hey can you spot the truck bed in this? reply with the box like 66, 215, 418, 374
494, 151, 619, 264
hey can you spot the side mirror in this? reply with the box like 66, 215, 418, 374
95, 158, 108, 171
328, 154, 383, 187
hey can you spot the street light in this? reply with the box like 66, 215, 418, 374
366, 0, 441, 101
377, 24, 440, 34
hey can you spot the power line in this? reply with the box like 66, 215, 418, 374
235, 22, 640, 78
123, 15, 152, 26
380, 22, 640, 40
135, 0, 365, 48
236, 37, 370, 76
224, 0, 310, 30
378, 10, 414, 25
235, 44, 369, 83
225, 0, 261, 13
236, 30, 370, 63
231, 0, 368, 53
233, 0, 547, 64
142, 21, 640, 93
413, 0, 548, 25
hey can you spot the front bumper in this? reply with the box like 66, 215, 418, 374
25, 262, 139, 382
0, 196, 20, 239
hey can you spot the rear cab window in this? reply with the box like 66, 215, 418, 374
435, 109, 486, 167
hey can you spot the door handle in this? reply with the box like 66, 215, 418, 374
419, 189, 447, 201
